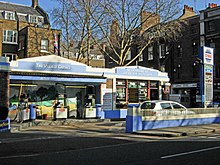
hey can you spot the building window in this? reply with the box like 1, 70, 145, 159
177, 64, 181, 79
4, 11, 15, 20
191, 23, 198, 34
177, 45, 182, 57
3, 30, 17, 44
209, 42, 215, 48
160, 65, 166, 72
148, 46, 153, 60
192, 42, 198, 56
159, 44, 166, 58
126, 50, 131, 60
139, 52, 143, 62
207, 21, 215, 31
41, 39, 49, 51
215, 66, 220, 78
29, 15, 38, 23
2, 53, 17, 62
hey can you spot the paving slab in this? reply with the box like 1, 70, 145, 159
134, 124, 220, 137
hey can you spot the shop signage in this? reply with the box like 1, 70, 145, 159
202, 46, 214, 65
172, 83, 197, 88
199, 46, 214, 107
35, 63, 71, 70
116, 67, 159, 77
55, 107, 68, 119
12, 61, 87, 73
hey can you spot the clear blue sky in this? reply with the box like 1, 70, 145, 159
1, 0, 219, 13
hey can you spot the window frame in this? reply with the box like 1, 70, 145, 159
2, 53, 17, 62
3, 30, 18, 44
159, 44, 166, 58
139, 52, 144, 62
29, 15, 38, 24
4, 11, 15, 20
41, 39, 49, 52
125, 50, 131, 61
148, 46, 153, 60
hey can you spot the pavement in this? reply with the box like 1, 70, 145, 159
6, 118, 220, 138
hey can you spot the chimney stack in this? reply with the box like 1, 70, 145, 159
179, 5, 195, 19
32, 0, 38, 8
208, 3, 217, 8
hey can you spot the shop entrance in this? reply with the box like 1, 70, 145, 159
9, 81, 98, 119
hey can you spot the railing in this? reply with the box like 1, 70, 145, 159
140, 108, 220, 117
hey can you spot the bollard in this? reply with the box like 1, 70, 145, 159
126, 103, 142, 133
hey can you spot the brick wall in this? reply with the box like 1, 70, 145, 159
27, 27, 61, 57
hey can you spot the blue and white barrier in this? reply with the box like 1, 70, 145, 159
126, 106, 220, 133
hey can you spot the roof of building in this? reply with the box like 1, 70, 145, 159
0, 1, 41, 16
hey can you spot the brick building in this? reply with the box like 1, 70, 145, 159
106, 4, 220, 107
0, 0, 61, 61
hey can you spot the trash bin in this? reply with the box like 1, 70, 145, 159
96, 104, 102, 118
29, 104, 36, 120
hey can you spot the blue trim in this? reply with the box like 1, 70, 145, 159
128, 103, 140, 108
10, 75, 106, 83
0, 62, 10, 66
0, 118, 10, 132
142, 117, 220, 130
104, 109, 127, 119
126, 116, 142, 133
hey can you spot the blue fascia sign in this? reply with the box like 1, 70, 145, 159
116, 66, 159, 77
12, 61, 87, 73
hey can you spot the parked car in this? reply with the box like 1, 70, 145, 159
140, 100, 195, 116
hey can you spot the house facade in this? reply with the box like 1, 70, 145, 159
0, 0, 61, 61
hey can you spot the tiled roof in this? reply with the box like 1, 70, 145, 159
0, 1, 41, 16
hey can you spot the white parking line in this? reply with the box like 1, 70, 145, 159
161, 146, 220, 159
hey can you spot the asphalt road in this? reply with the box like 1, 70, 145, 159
1, 125, 220, 165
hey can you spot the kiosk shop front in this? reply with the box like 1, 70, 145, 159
9, 55, 106, 119
8, 55, 170, 120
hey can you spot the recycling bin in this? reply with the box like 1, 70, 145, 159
96, 104, 102, 118
29, 104, 36, 120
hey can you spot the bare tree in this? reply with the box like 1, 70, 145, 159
88, 0, 186, 66
50, 0, 101, 65
50, 0, 186, 67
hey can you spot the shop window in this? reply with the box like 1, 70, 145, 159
4, 11, 15, 20
148, 46, 153, 60
3, 30, 17, 44
128, 81, 138, 102
138, 81, 148, 102
41, 39, 49, 52
116, 80, 126, 102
